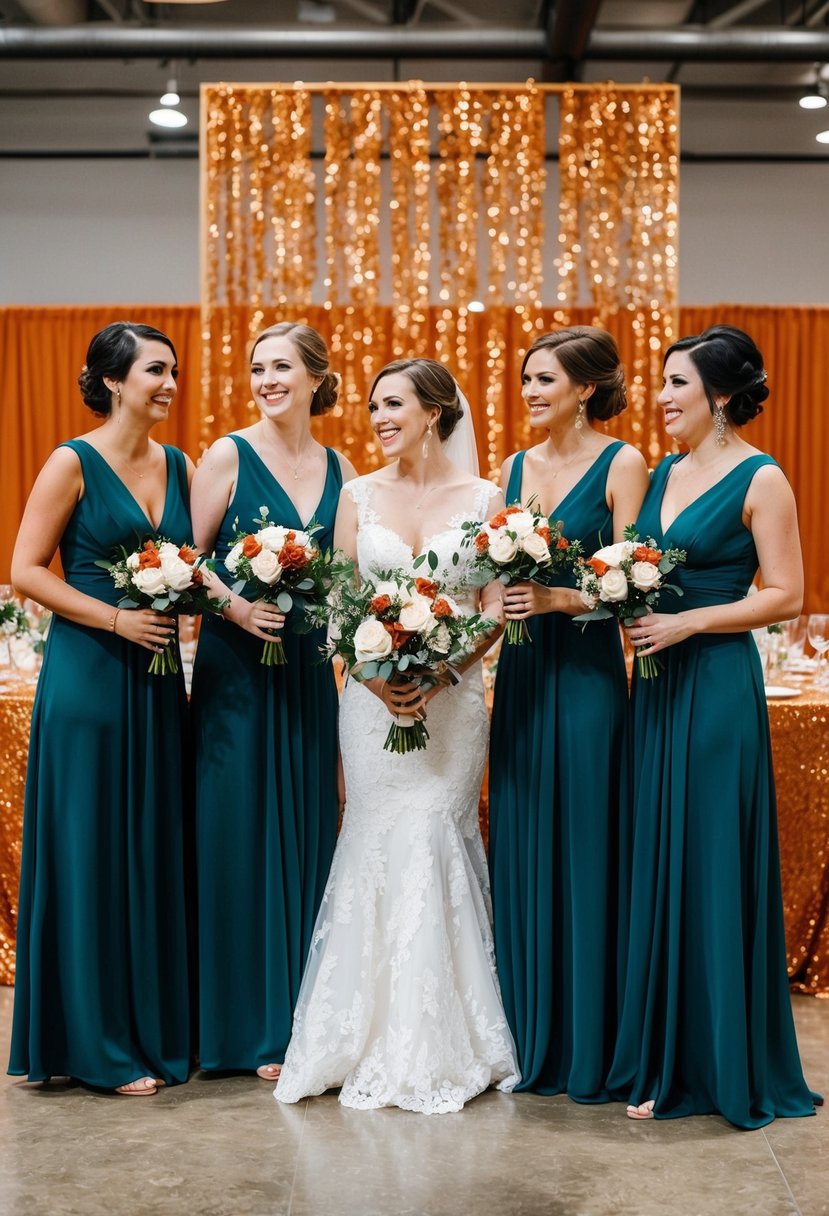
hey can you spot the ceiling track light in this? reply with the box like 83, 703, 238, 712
799, 65, 828, 110
150, 61, 186, 129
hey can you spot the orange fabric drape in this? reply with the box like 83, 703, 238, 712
0, 303, 826, 609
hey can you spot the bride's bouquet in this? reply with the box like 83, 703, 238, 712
327, 566, 495, 754
573, 527, 687, 678
98, 539, 226, 675
225, 506, 333, 666
459, 502, 582, 644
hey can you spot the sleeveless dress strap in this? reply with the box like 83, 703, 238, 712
505, 451, 526, 506
345, 478, 378, 527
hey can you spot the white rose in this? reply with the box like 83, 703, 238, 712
291, 529, 311, 548
593, 540, 634, 568
160, 553, 194, 592
250, 549, 283, 585
488, 531, 519, 564
225, 542, 243, 574
399, 594, 436, 633
521, 531, 552, 564
132, 566, 168, 597
257, 525, 289, 553
1, 620, 16, 636
599, 568, 629, 602
505, 510, 535, 538
157, 541, 179, 561
431, 622, 452, 654
373, 579, 402, 600
630, 561, 662, 593
353, 617, 393, 662
126, 551, 140, 571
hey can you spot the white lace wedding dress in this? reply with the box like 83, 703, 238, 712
274, 476, 520, 1114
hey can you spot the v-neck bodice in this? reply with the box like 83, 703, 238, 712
637, 452, 777, 612
507, 442, 624, 587
59, 439, 191, 605
214, 435, 343, 592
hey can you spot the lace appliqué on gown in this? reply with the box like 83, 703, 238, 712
275, 477, 519, 1113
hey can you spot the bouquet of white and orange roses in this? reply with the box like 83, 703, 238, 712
225, 506, 333, 666
97, 539, 226, 675
459, 502, 582, 644
573, 526, 687, 678
327, 565, 495, 753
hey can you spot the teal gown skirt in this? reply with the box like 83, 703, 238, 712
190, 437, 341, 1071
607, 454, 820, 1128
9, 441, 192, 1087
489, 443, 629, 1098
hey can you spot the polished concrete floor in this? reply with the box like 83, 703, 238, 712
0, 988, 826, 1216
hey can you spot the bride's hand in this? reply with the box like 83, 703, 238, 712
367, 677, 430, 720
225, 594, 286, 643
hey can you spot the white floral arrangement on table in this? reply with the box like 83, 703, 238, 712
573, 527, 687, 679
325, 563, 495, 754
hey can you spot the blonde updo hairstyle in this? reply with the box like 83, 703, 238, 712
369, 358, 464, 441
521, 326, 628, 421
250, 322, 340, 416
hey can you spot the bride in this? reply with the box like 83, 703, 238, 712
274, 358, 520, 1113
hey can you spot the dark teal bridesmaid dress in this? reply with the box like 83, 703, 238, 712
607, 453, 819, 1128
190, 436, 342, 1071
489, 442, 629, 1099
8, 440, 191, 1088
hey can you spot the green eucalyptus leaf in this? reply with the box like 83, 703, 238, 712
276, 591, 294, 613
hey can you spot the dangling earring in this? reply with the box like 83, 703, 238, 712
575, 399, 586, 431
714, 404, 727, 447
422, 419, 434, 460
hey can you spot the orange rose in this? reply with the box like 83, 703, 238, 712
557, 537, 569, 550
632, 545, 661, 565
505, 506, 522, 515
242, 534, 262, 558
178, 545, 198, 565
415, 577, 438, 600
475, 531, 490, 552
285, 530, 296, 542
190, 567, 204, 586
536, 525, 551, 545
382, 621, 414, 649
587, 557, 609, 577
138, 541, 162, 570
488, 512, 507, 530
370, 594, 391, 613
278, 541, 309, 571
433, 598, 453, 619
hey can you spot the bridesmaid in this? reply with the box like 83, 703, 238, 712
489, 326, 649, 1100
8, 321, 192, 1095
608, 325, 820, 1127
190, 321, 356, 1080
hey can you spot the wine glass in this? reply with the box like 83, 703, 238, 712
783, 614, 809, 667
806, 614, 829, 689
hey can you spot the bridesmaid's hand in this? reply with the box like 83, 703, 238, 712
504, 581, 580, 619
115, 608, 176, 653
626, 611, 695, 655
225, 595, 286, 643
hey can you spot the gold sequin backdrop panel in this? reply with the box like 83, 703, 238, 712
200, 82, 678, 472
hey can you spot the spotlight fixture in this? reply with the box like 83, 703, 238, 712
149, 108, 188, 129
160, 78, 181, 107
798, 67, 828, 110
816, 129, 829, 144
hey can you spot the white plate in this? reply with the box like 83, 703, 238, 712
764, 685, 800, 699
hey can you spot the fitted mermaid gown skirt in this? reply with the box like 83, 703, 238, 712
9, 441, 192, 1087
607, 453, 820, 1129
274, 476, 520, 1113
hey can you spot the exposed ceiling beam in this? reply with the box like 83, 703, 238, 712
546, 0, 603, 80
4, 23, 829, 60
705, 0, 770, 29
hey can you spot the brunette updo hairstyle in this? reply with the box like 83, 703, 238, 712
664, 325, 768, 427
521, 326, 628, 422
78, 321, 177, 418
250, 322, 339, 416
369, 358, 464, 441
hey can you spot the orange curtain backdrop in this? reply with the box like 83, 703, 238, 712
0, 303, 826, 609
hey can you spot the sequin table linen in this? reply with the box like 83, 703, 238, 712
1, 682, 828, 992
